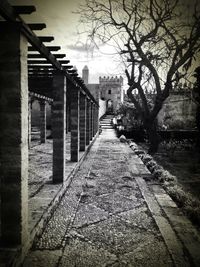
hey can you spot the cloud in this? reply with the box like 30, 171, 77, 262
66, 41, 96, 53
66, 44, 87, 52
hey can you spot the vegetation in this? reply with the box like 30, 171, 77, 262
78, 0, 200, 153
130, 141, 200, 226
192, 66, 200, 148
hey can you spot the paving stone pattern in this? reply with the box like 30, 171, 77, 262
23, 128, 198, 267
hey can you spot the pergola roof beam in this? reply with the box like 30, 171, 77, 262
28, 23, 46, 30
28, 53, 66, 59
28, 66, 71, 69
28, 60, 70, 65
38, 36, 54, 42
0, 0, 98, 105
28, 46, 61, 52
13, 6, 36, 14
68, 69, 77, 74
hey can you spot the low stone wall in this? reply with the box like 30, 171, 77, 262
99, 98, 107, 118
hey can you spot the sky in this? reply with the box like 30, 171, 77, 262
9, 0, 123, 84
8, 0, 200, 87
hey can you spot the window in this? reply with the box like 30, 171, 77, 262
108, 89, 111, 94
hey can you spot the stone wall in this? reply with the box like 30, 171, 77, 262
99, 99, 107, 118
158, 94, 197, 129
31, 100, 51, 128
99, 76, 123, 112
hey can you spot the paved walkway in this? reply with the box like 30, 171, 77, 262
23, 129, 200, 267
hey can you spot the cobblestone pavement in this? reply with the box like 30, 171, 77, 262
23, 129, 200, 267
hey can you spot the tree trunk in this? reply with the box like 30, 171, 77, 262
145, 120, 160, 155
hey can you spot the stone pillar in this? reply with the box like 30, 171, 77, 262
68, 102, 71, 132
39, 100, 46, 143
52, 71, 66, 183
86, 99, 91, 145
66, 88, 70, 134
71, 85, 80, 162
66, 104, 69, 134
93, 105, 96, 137
28, 97, 33, 148
79, 93, 86, 151
96, 105, 99, 133
0, 22, 29, 248
90, 102, 93, 140
94, 105, 98, 135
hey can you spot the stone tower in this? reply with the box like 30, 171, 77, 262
99, 76, 123, 113
82, 65, 89, 85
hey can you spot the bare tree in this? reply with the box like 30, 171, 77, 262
78, 0, 200, 154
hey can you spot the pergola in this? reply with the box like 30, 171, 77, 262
0, 0, 99, 262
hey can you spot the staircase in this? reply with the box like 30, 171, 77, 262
100, 114, 114, 130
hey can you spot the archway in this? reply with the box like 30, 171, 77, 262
107, 99, 113, 114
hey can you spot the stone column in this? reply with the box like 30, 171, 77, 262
28, 97, 33, 148
0, 22, 29, 248
66, 88, 70, 134
86, 99, 91, 145
94, 105, 96, 135
90, 102, 93, 140
79, 93, 87, 151
96, 105, 99, 133
93, 104, 96, 136
39, 100, 46, 143
52, 71, 66, 183
70, 85, 80, 162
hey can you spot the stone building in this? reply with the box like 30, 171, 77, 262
82, 66, 124, 114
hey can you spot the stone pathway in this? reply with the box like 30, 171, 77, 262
23, 129, 200, 267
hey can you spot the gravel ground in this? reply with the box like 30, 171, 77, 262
24, 129, 199, 267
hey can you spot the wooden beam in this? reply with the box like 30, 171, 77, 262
38, 36, 54, 42
28, 54, 45, 59
0, 0, 98, 105
28, 46, 61, 51
28, 65, 72, 70
68, 69, 77, 74
28, 23, 46, 30
28, 65, 54, 69
52, 54, 66, 58
28, 71, 53, 75
13, 5, 36, 14
28, 60, 51, 65
63, 65, 73, 69
28, 53, 66, 59
0, 2, 62, 74
29, 75, 53, 78
28, 60, 70, 65
29, 91, 53, 102
0, 19, 64, 73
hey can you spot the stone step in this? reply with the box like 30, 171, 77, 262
101, 126, 113, 129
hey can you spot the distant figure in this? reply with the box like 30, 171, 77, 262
112, 117, 117, 128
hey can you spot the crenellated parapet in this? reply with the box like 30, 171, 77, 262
99, 75, 123, 86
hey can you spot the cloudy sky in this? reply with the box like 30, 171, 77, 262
9, 0, 123, 84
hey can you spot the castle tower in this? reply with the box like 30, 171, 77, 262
99, 76, 123, 113
82, 65, 89, 85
